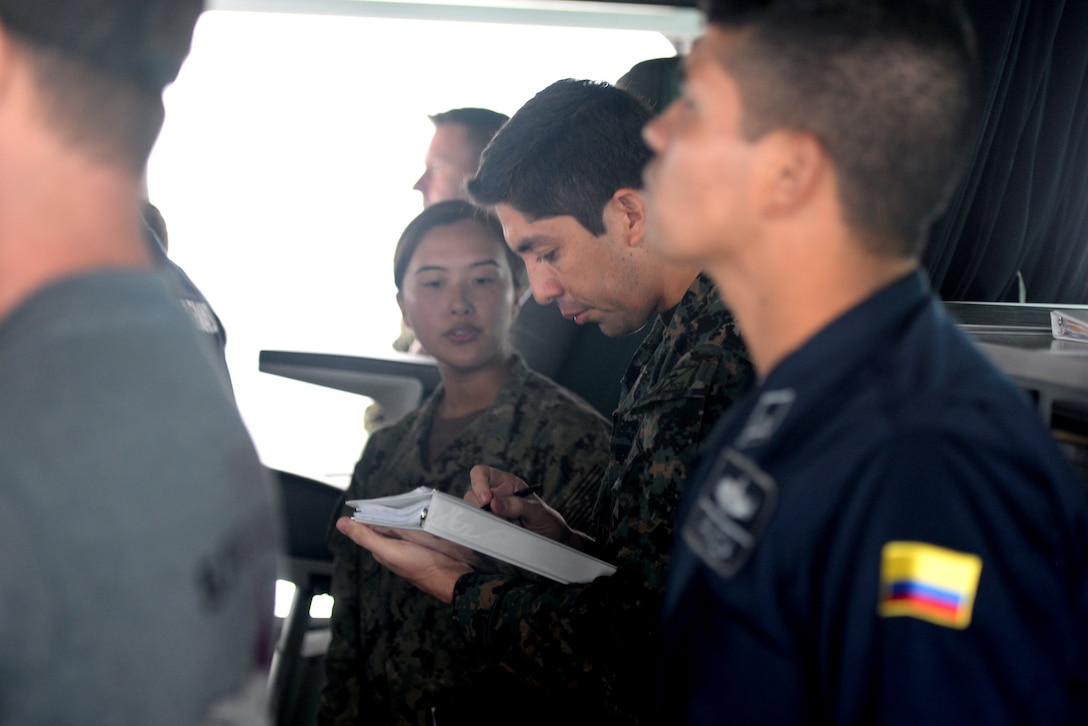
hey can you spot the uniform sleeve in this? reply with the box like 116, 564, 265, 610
821, 430, 1087, 725
450, 347, 749, 718
520, 397, 612, 535
317, 443, 384, 726
452, 566, 655, 713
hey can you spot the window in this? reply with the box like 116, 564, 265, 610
148, 5, 684, 481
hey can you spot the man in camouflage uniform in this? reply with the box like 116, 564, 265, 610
336, 79, 754, 724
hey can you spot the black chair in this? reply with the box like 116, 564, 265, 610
267, 468, 344, 726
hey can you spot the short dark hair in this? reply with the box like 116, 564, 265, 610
700, 0, 981, 258
467, 79, 653, 236
617, 56, 682, 114
393, 200, 527, 292
0, 0, 203, 172
429, 108, 509, 154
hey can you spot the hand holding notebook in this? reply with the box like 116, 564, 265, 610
347, 487, 616, 584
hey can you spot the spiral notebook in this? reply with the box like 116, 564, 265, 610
347, 486, 616, 584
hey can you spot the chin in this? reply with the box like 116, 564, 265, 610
439, 348, 508, 374
597, 317, 643, 339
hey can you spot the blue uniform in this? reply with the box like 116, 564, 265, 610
660, 271, 1088, 725
144, 222, 232, 386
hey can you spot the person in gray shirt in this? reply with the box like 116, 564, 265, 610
0, 2, 279, 724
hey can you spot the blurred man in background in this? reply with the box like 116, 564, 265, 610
0, 2, 279, 723
413, 107, 508, 208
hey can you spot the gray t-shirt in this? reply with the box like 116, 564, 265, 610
0, 271, 279, 725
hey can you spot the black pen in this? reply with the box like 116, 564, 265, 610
481, 485, 543, 512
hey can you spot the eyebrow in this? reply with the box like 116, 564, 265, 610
412, 259, 502, 275
514, 236, 550, 255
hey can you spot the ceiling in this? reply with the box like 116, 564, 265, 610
209, 0, 703, 42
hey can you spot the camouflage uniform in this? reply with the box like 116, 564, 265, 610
449, 274, 754, 724
319, 355, 611, 726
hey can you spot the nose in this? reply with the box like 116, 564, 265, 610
450, 282, 475, 315
526, 263, 562, 305
413, 171, 428, 194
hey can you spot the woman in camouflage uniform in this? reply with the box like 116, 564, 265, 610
320, 200, 612, 725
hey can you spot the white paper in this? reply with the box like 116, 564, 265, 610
346, 487, 616, 583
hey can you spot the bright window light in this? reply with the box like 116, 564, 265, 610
274, 580, 296, 619
275, 580, 336, 619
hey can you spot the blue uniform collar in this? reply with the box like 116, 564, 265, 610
762, 269, 930, 394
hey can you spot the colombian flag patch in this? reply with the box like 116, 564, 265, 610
878, 541, 982, 629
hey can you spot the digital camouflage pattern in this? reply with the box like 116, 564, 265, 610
449, 274, 755, 724
318, 355, 611, 726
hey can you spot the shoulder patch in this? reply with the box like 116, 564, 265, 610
735, 389, 795, 448
878, 541, 982, 629
682, 448, 777, 579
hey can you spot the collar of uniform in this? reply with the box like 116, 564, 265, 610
656, 271, 718, 331
761, 269, 930, 395
472, 352, 532, 423
410, 353, 530, 443
620, 273, 723, 397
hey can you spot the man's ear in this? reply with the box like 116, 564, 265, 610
611, 188, 648, 247
760, 130, 824, 217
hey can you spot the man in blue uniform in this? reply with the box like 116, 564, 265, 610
641, 0, 1088, 723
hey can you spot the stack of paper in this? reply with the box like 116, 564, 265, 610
348, 487, 616, 584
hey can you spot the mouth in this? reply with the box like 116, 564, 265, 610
559, 308, 591, 325
444, 326, 481, 343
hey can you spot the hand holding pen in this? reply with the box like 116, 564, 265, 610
480, 484, 543, 512
468, 465, 592, 550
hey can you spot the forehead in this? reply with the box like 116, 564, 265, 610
409, 219, 504, 264
683, 28, 751, 121
492, 204, 588, 252
686, 27, 742, 86
427, 123, 478, 160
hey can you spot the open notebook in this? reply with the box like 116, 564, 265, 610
347, 486, 616, 584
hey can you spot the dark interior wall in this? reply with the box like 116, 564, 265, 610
580, 0, 1088, 304
927, 0, 1088, 304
